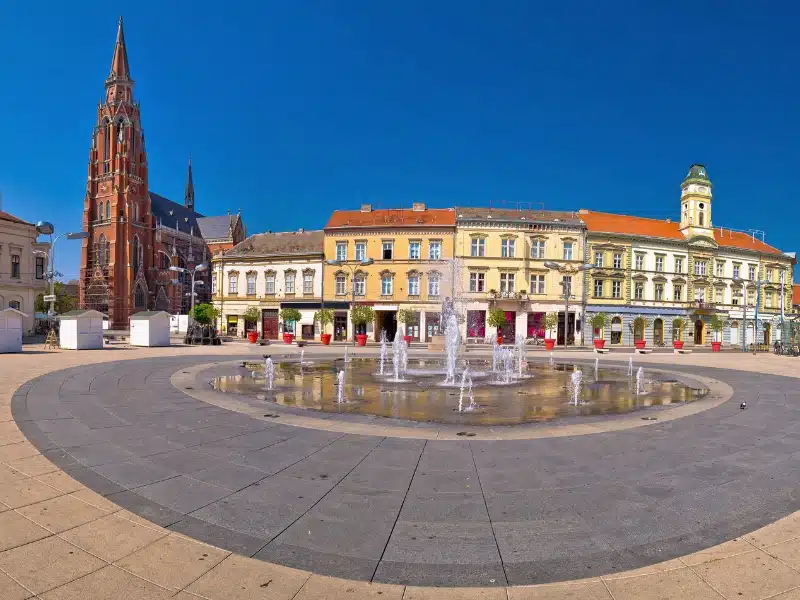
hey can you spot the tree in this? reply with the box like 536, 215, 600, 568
35, 282, 77, 315
708, 314, 725, 342
396, 309, 418, 334
487, 308, 508, 335
544, 312, 559, 339
191, 303, 219, 325
313, 308, 334, 335
589, 313, 608, 339
279, 308, 303, 326
672, 317, 686, 341
242, 307, 260, 325
350, 304, 375, 335
631, 315, 651, 342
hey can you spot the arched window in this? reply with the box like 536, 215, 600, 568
106, 201, 111, 221
8, 300, 20, 311
98, 235, 107, 265
130, 126, 136, 162
132, 235, 141, 274
134, 284, 146, 309
699, 211, 705, 227
98, 201, 104, 221
103, 119, 111, 172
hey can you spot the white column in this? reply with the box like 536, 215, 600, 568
418, 310, 426, 341
515, 310, 527, 339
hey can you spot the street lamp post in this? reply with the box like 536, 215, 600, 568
326, 258, 374, 345
34, 222, 88, 327
733, 275, 765, 353
545, 261, 594, 351
169, 263, 208, 315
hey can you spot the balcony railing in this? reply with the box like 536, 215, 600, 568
488, 291, 527, 301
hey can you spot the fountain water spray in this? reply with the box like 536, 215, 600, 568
635, 367, 644, 396
569, 369, 583, 405
516, 333, 526, 378
457, 366, 477, 412
628, 356, 633, 376
336, 370, 346, 403
344, 346, 350, 363
491, 339, 501, 372
391, 330, 407, 381
549, 352, 554, 367
379, 330, 388, 375
594, 357, 599, 378
264, 357, 275, 391
443, 314, 461, 385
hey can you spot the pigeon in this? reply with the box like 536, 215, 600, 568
740, 402, 747, 410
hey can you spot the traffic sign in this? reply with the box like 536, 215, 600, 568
43, 295, 56, 303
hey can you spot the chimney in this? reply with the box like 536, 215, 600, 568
578, 209, 589, 214
412, 202, 426, 212
360, 204, 372, 212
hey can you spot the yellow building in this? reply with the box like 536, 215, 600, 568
454, 207, 588, 344
322, 203, 456, 341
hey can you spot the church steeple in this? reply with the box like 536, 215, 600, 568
185, 155, 195, 211
679, 164, 713, 239
105, 17, 134, 105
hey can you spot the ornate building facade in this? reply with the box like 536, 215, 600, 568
78, 18, 245, 328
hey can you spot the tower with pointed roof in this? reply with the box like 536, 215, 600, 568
679, 164, 714, 241
185, 156, 195, 211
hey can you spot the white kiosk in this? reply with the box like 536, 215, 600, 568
57, 310, 106, 350
130, 311, 171, 347
0, 308, 27, 353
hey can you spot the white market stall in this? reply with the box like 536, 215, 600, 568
130, 311, 171, 347
0, 308, 27, 353
57, 309, 106, 350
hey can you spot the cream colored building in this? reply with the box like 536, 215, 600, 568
0, 210, 49, 334
211, 230, 324, 339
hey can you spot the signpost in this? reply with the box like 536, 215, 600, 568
43, 295, 56, 303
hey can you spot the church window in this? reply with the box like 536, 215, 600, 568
106, 202, 111, 220
698, 211, 705, 226
134, 285, 146, 309
132, 235, 142, 273
98, 235, 108, 265
98, 201, 104, 221
103, 120, 111, 171
130, 127, 136, 162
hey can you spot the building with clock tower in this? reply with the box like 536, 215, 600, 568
79, 18, 246, 328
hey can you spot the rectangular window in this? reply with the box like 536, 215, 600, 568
634, 282, 644, 300
733, 264, 740, 279
594, 251, 603, 268
11, 254, 20, 279
228, 274, 237, 294
613, 253, 622, 269
211, 274, 217, 294
635, 254, 644, 270
382, 241, 393, 260
35, 256, 45, 279
674, 285, 683, 301
285, 273, 295, 294
695, 287, 706, 302
594, 279, 604, 297
381, 275, 393, 295
335, 275, 346, 295
612, 280, 621, 298
408, 274, 420, 295
732, 290, 740, 305
336, 242, 347, 262
748, 265, 756, 280
355, 242, 366, 262
428, 273, 440, 297
561, 275, 573, 295
303, 273, 313, 295
715, 261, 724, 277
765, 293, 773, 308
531, 240, 545, 259
655, 283, 664, 301
266, 274, 275, 294
499, 273, 515, 293
471, 238, 485, 257
694, 260, 707, 276
469, 272, 485, 292
530, 274, 545, 294
429, 241, 441, 260
562, 242, 573, 261
747, 289, 755, 305
501, 239, 515, 258
675, 257, 684, 273
655, 256, 664, 272
409, 241, 421, 260
246, 274, 256, 295
715, 288, 723, 304
353, 276, 365, 296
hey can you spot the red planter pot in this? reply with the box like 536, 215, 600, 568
320, 333, 332, 345
283, 333, 294, 345
711, 341, 722, 352
673, 341, 684, 350
403, 335, 413, 344
496, 335, 503, 345
593, 339, 606, 349
544, 339, 555, 351
634, 340, 646, 350
356, 334, 368, 347
247, 331, 259, 344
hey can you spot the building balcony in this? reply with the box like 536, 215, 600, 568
488, 290, 527, 301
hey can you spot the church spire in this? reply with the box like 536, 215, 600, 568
185, 155, 195, 211
108, 17, 131, 83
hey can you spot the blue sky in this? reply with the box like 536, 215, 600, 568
1, 1, 798, 280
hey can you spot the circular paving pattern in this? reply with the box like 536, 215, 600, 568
11, 354, 800, 587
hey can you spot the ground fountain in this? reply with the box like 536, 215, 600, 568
379, 330, 388, 375
264, 357, 275, 391
569, 369, 583, 405
336, 370, 346, 403
389, 331, 408, 382
516, 333, 526, 378
635, 367, 644, 395
595, 357, 599, 379
343, 346, 350, 363
549, 352, 554, 367
443, 314, 461, 385
457, 366, 479, 412
628, 356, 634, 376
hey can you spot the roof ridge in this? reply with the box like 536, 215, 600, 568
581, 210, 677, 224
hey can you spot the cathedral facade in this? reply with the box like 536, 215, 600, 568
79, 18, 245, 328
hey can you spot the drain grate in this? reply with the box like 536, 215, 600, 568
185, 387, 193, 390
641, 416, 657, 421
456, 431, 477, 437
263, 414, 280, 418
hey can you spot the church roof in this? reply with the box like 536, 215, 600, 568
224, 230, 323, 257
197, 215, 237, 241
149, 191, 204, 236
579, 210, 785, 255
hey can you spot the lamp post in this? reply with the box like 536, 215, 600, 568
733, 275, 766, 353
34, 222, 88, 325
545, 261, 594, 351
326, 258, 374, 345
169, 263, 207, 315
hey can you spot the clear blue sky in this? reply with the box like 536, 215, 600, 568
1, 1, 798, 280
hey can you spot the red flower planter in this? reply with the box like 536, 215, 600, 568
496, 335, 503, 345
593, 339, 606, 349
634, 340, 646, 350
320, 333, 332, 345
247, 331, 258, 344
403, 335, 413, 344
283, 333, 294, 345
711, 341, 722, 352
544, 339, 555, 351
673, 341, 684, 350
356, 334, 367, 347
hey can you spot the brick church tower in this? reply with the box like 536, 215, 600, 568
79, 17, 152, 327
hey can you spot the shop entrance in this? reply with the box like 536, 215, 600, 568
261, 309, 279, 339
557, 312, 575, 345
694, 319, 704, 345
334, 313, 347, 341
375, 310, 397, 341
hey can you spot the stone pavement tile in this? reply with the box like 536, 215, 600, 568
0, 536, 106, 595
114, 534, 228, 591
255, 543, 378, 581
185, 554, 311, 600
404, 587, 508, 599
680, 538, 756, 566
765, 537, 800, 570
66, 489, 119, 512
167, 515, 267, 556
0, 443, 39, 462
0, 465, 29, 486
0, 570, 33, 600
103, 490, 184, 527
17, 495, 108, 534
745, 516, 800, 549
35, 471, 84, 494
600, 558, 685, 579
603, 568, 722, 600
767, 588, 800, 599
60, 466, 125, 496
188, 463, 267, 491
508, 580, 612, 599
0, 478, 63, 509
292, 574, 404, 600
0, 511, 51, 552
135, 476, 230, 514
691, 550, 800, 600
39, 565, 172, 600
60, 514, 167, 563
6, 454, 59, 477
93, 458, 177, 489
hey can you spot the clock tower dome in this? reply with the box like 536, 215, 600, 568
679, 164, 713, 240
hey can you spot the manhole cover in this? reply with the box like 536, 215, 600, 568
456, 432, 477, 437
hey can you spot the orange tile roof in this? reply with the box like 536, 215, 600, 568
793, 284, 800, 307
325, 208, 456, 229
579, 210, 785, 255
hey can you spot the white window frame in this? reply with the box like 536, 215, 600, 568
285, 273, 295, 294
613, 253, 622, 269
265, 273, 275, 294
303, 273, 314, 295
501, 239, 515, 258
562, 242, 573, 261
381, 274, 393, 295
612, 280, 621, 298
353, 275, 365, 296
428, 273, 440, 297
408, 274, 420, 296
382, 241, 394, 260
469, 272, 485, 292
471, 237, 485, 257
530, 274, 545, 294
355, 242, 366, 262
335, 275, 346, 296
429, 241, 441, 260
499, 272, 515, 293
531, 239, 545, 259
228, 273, 238, 294
246, 273, 256, 295
336, 242, 347, 262
409, 241, 421, 260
